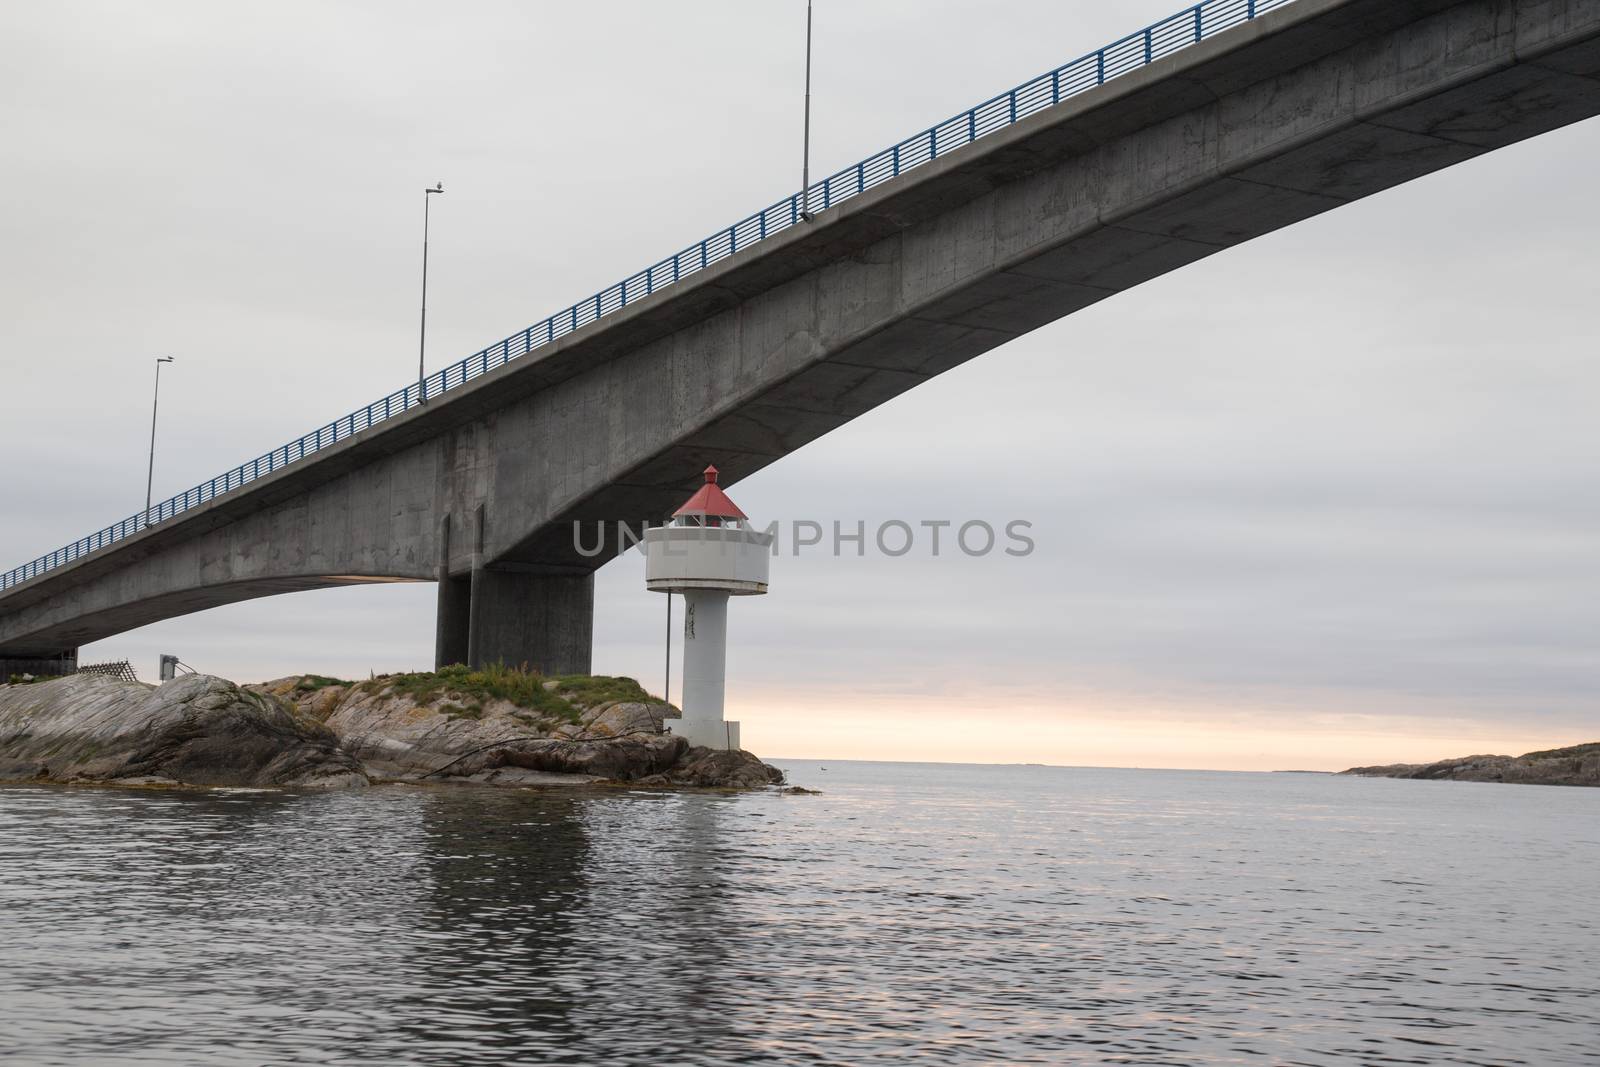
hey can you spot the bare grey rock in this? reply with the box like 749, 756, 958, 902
0, 674, 368, 789
577, 701, 665, 739
318, 684, 546, 780
252, 676, 782, 788
458, 766, 605, 788
447, 733, 688, 781
2, 670, 789, 792
634, 747, 787, 789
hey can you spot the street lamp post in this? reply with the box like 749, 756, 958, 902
145, 356, 175, 526
801, 0, 815, 221
418, 182, 444, 403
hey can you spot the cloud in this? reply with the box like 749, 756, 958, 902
2, 1, 1597, 767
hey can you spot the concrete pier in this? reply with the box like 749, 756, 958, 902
462, 570, 593, 676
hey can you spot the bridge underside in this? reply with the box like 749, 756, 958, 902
3, 0, 1599, 673
0, 575, 429, 671
2, 566, 590, 676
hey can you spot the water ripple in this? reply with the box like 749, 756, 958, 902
1, 765, 1596, 1064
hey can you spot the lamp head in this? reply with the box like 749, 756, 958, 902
157, 356, 174, 364
426, 182, 443, 194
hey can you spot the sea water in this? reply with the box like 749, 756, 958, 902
1, 762, 1595, 1065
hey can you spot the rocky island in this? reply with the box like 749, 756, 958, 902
1342, 741, 1600, 787
0, 666, 785, 791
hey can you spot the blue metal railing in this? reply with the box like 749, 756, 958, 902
1, 0, 1296, 593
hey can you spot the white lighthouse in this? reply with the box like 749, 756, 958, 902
643, 465, 771, 751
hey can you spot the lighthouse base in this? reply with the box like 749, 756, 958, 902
668, 718, 742, 752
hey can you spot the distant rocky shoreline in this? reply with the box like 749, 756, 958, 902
1342, 742, 1600, 788
0, 668, 788, 792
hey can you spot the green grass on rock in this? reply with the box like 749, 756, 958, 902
294, 675, 352, 694
359, 664, 662, 723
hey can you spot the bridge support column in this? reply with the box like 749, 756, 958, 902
465, 570, 593, 676
433, 514, 472, 669
434, 577, 471, 669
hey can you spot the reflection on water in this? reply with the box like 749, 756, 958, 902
1, 764, 1597, 1065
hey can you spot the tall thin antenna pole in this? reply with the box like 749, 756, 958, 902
145, 356, 174, 526
665, 592, 673, 705
419, 182, 443, 403
801, 0, 813, 219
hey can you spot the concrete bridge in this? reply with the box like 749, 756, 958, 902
4, 0, 1599, 677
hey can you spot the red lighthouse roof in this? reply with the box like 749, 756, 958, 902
673, 465, 748, 521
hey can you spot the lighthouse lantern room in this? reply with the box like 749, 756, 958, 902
643, 466, 772, 750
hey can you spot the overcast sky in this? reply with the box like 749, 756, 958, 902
3, 1, 1597, 770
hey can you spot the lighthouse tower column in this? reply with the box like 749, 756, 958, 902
643, 465, 771, 752
679, 590, 732, 749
